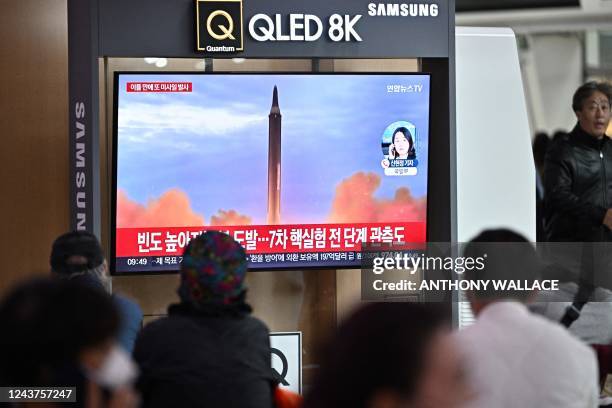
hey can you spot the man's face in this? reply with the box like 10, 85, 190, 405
576, 90, 611, 139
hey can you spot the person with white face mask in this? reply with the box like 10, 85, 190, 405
0, 278, 139, 408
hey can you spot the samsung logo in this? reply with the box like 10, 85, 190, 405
367, 3, 439, 17
74, 101, 86, 230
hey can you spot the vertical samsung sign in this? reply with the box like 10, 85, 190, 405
74, 101, 87, 230
68, 0, 100, 235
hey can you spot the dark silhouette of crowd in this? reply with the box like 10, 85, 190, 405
1, 225, 609, 408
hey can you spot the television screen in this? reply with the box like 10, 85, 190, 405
112, 72, 430, 273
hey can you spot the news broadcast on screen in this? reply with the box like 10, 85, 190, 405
112, 73, 431, 273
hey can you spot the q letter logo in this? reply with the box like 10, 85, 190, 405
197, 0, 243, 52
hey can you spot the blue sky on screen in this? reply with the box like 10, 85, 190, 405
117, 74, 430, 225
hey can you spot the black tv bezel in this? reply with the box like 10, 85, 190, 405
110, 71, 432, 275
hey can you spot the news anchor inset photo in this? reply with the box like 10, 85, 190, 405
381, 121, 418, 176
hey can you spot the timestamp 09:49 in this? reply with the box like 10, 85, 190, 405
126, 258, 148, 266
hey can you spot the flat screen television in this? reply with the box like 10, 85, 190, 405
112, 72, 431, 273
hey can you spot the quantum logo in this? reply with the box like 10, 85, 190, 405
207, 10, 235, 40
196, 0, 244, 52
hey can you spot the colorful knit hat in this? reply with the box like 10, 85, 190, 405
178, 231, 248, 306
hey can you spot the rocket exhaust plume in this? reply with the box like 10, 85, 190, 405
267, 85, 282, 225
117, 189, 253, 228
116, 188, 205, 228
328, 172, 427, 223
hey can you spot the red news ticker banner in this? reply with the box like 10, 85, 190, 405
116, 222, 426, 257
126, 82, 193, 92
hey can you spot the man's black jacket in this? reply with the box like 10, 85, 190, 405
544, 124, 612, 242
133, 302, 276, 408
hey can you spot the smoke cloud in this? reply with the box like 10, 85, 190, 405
116, 189, 254, 228
117, 171, 425, 229
117, 189, 205, 228
328, 172, 426, 223
210, 210, 252, 226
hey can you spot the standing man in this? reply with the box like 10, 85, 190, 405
539, 83, 612, 383
50, 231, 143, 353
544, 81, 612, 242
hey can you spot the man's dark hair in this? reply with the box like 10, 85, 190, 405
0, 278, 119, 386
572, 81, 612, 112
303, 303, 447, 408
463, 229, 541, 301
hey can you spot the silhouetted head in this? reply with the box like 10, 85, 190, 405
463, 229, 541, 314
0, 278, 120, 386
304, 302, 471, 408
50, 230, 110, 292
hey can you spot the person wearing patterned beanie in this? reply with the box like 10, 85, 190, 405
178, 230, 249, 308
133, 231, 277, 408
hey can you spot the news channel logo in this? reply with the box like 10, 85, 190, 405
196, 0, 244, 52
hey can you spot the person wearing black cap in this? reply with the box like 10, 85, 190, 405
50, 230, 143, 353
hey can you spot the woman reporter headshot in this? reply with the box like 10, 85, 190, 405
388, 127, 416, 160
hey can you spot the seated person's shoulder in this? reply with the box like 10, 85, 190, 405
529, 312, 596, 360
113, 294, 143, 320
241, 315, 271, 336
133, 315, 180, 355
